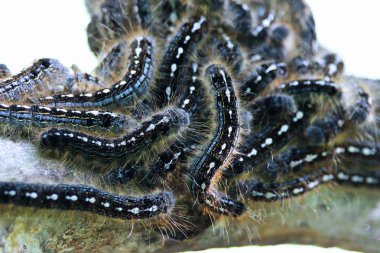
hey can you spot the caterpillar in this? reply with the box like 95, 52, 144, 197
0, 1, 379, 251
34, 36, 155, 108
40, 108, 189, 158
191, 64, 245, 216
0, 103, 126, 130
0, 58, 70, 101
0, 181, 175, 220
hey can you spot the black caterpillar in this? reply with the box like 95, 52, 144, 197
0, 0, 379, 240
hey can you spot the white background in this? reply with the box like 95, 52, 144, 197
0, 1, 379, 252
0, 1, 379, 80
306, 0, 380, 79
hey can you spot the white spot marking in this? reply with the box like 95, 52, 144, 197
293, 111, 304, 122
265, 192, 277, 199
293, 188, 304, 195
265, 64, 277, 74
362, 147, 376, 156
366, 177, 379, 184
191, 16, 206, 33
102, 202, 110, 208
184, 35, 191, 44
176, 47, 184, 59
46, 194, 58, 201
129, 207, 140, 214
86, 197, 96, 204
170, 64, 177, 77
348, 146, 360, 153
277, 124, 289, 135
26, 192, 38, 199
66, 195, 78, 201
261, 138, 273, 148
335, 147, 345, 154
147, 205, 158, 212
337, 172, 349, 180
322, 174, 335, 182
351, 175, 364, 183
165, 87, 171, 97
290, 160, 303, 168
308, 180, 319, 189
304, 154, 318, 162
247, 148, 258, 157
146, 124, 155, 131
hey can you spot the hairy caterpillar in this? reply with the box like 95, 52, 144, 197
0, 1, 379, 252
34, 36, 155, 108
0, 59, 70, 101
0, 103, 126, 130
191, 64, 245, 216
41, 108, 189, 158
0, 182, 175, 220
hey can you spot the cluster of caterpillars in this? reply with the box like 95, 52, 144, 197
0, 0, 379, 237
